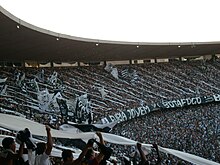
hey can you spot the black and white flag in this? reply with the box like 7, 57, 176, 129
75, 94, 92, 124
57, 98, 69, 117
60, 120, 118, 133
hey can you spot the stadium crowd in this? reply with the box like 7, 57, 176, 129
0, 59, 220, 164
111, 102, 220, 164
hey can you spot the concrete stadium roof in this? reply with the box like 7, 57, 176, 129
1, 6, 220, 63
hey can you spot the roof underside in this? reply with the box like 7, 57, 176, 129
1, 6, 220, 63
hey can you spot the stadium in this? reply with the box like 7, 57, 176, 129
1, 1, 220, 165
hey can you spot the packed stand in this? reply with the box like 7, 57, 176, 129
0, 59, 220, 164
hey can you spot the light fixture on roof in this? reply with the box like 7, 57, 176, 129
17, 19, 21, 29
96, 40, 100, 46
56, 33, 60, 41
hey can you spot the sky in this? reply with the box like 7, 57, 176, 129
1, 0, 220, 43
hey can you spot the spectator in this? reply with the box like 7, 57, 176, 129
0, 136, 24, 165
34, 125, 53, 165
82, 132, 105, 165
136, 142, 161, 165
61, 140, 93, 165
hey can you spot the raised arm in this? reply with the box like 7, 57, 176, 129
17, 142, 25, 158
152, 144, 161, 165
96, 131, 104, 145
137, 142, 147, 163
45, 125, 53, 155
131, 150, 138, 165
95, 132, 105, 163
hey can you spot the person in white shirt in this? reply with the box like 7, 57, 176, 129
34, 125, 53, 165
